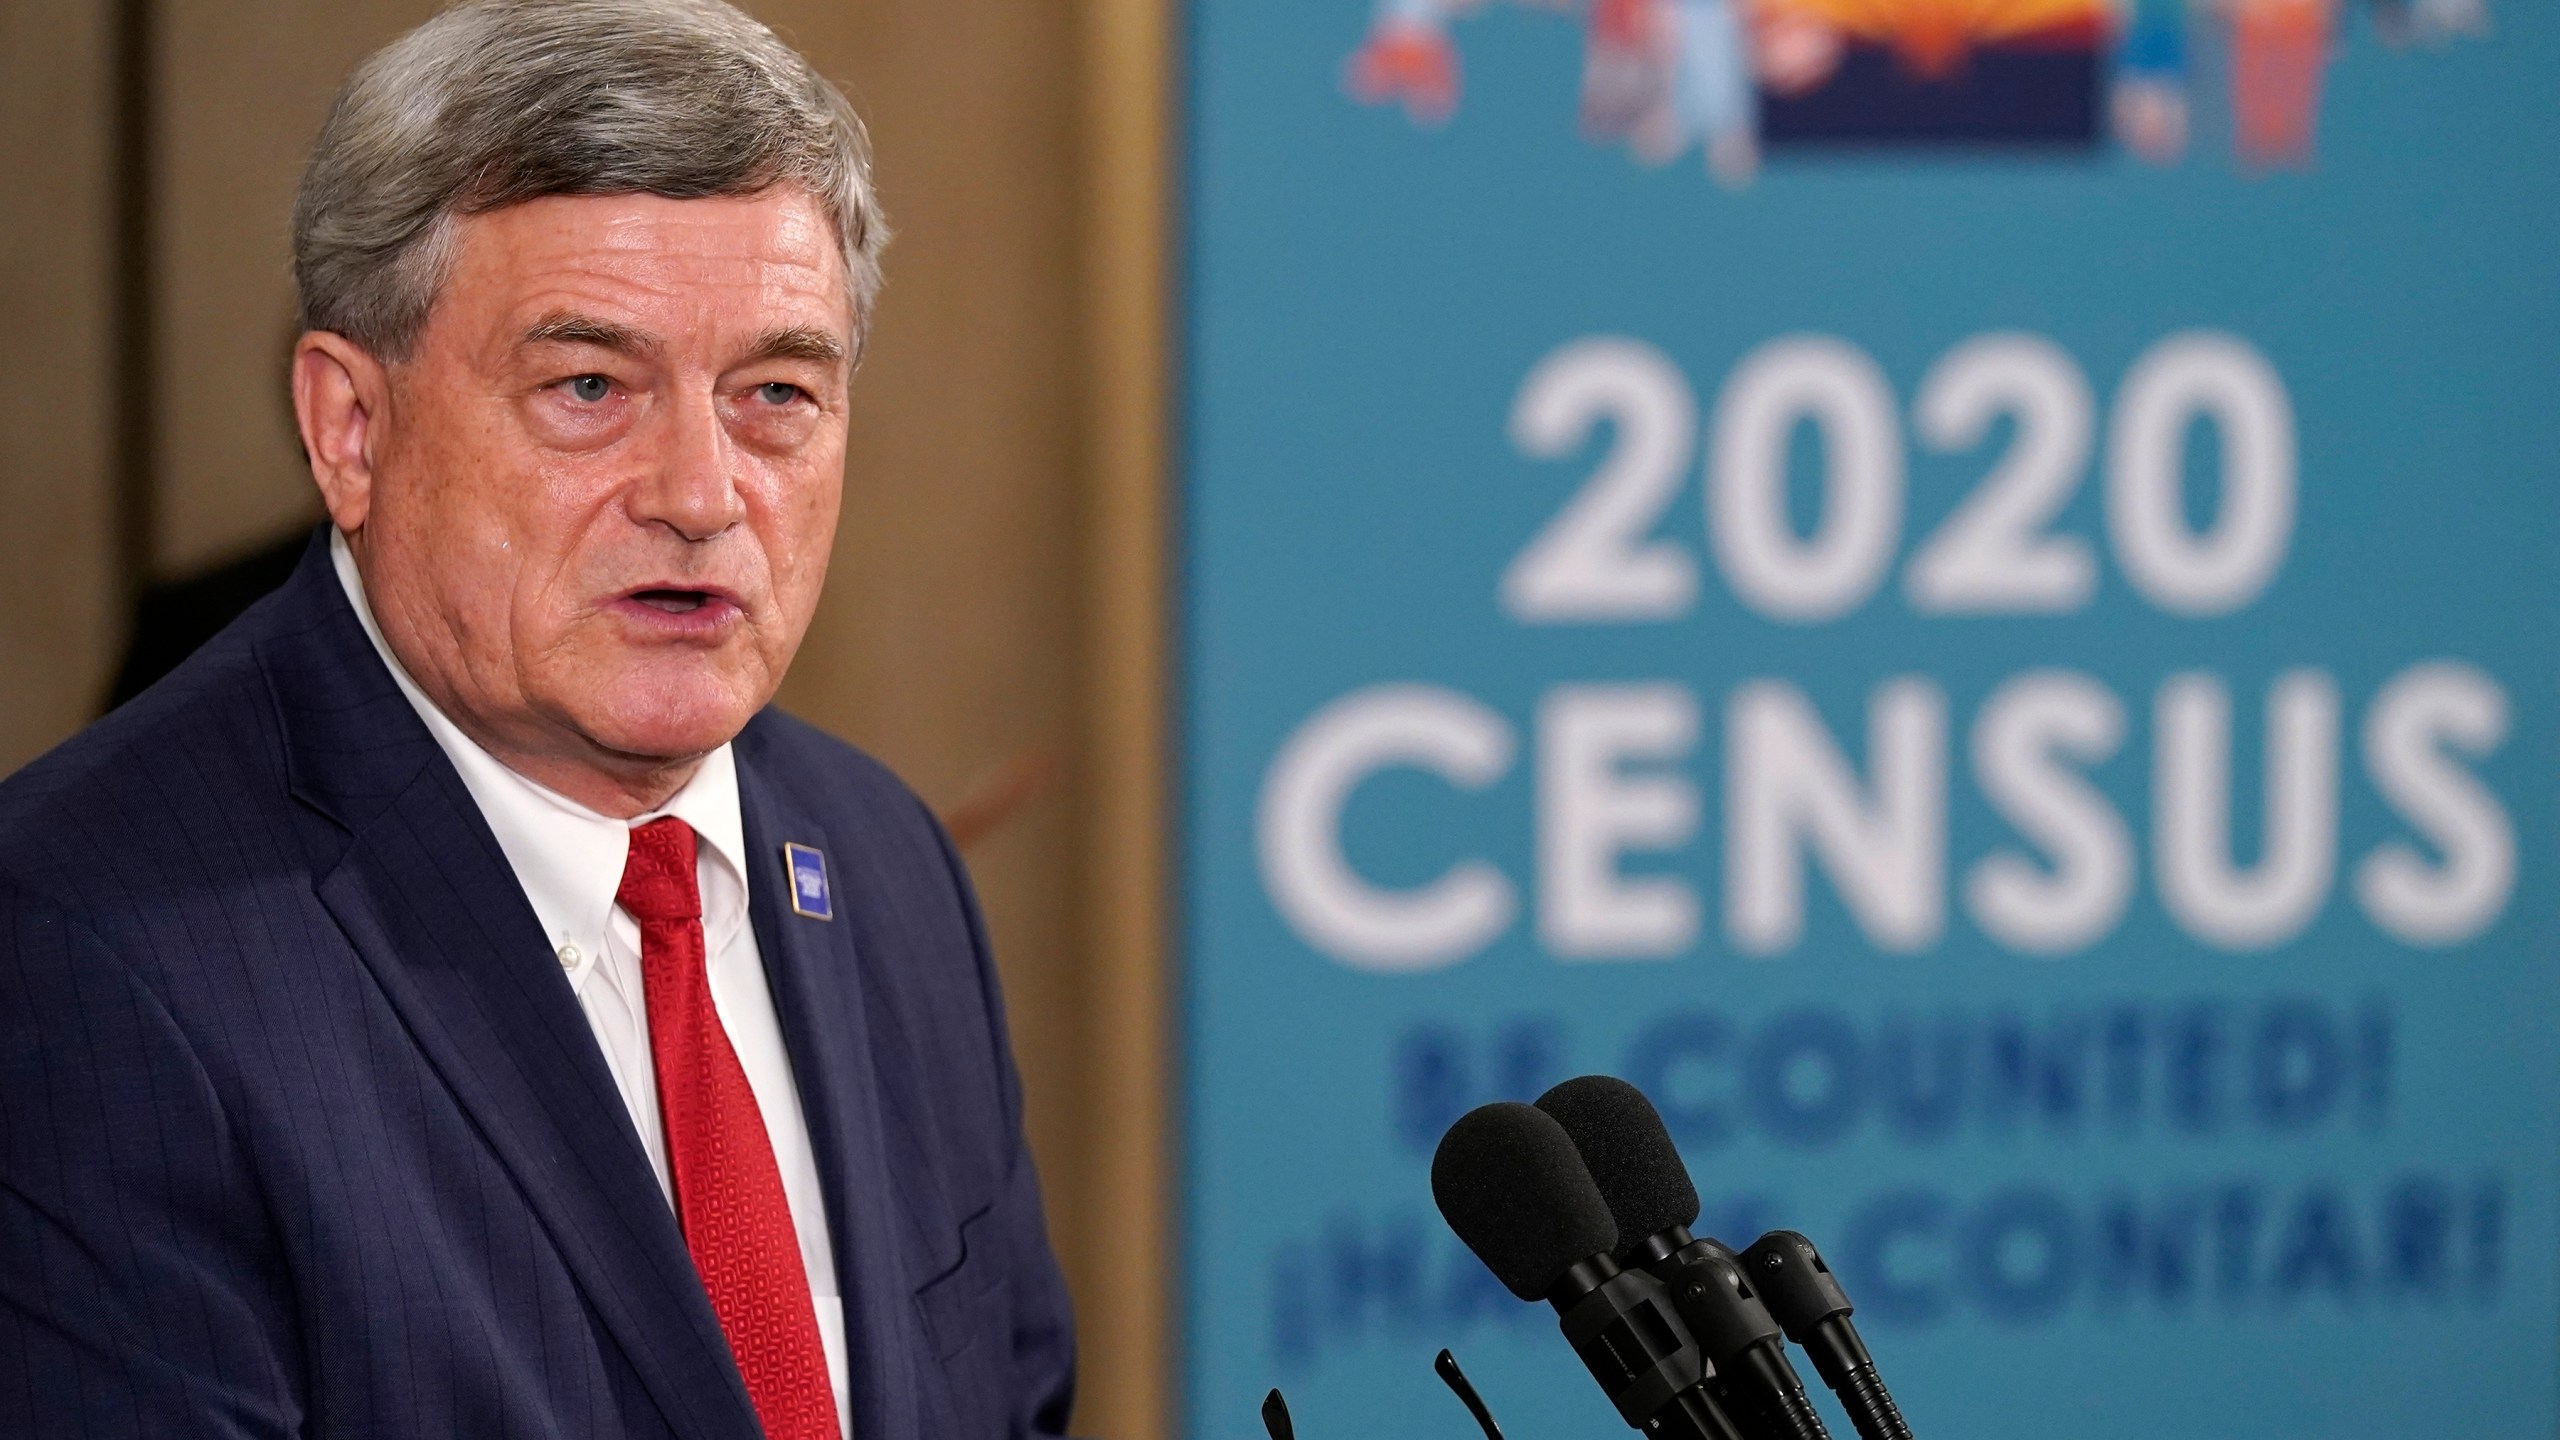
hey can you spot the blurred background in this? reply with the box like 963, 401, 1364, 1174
6, 2, 2557, 1438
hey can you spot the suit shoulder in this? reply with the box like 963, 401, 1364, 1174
736, 707, 934, 821
734, 708, 980, 936
0, 616, 290, 904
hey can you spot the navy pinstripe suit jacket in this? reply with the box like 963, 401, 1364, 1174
0, 535, 1078, 1438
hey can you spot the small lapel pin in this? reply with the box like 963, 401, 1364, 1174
782, 842, 833, 920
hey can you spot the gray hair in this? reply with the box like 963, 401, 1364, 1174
293, 0, 886, 361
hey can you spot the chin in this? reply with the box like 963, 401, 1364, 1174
575, 675, 765, 763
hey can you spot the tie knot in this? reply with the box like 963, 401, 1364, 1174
617, 816, 702, 924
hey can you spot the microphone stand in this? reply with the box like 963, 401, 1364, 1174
1627, 1230, 1833, 1440
1547, 1257, 1748, 1440
1741, 1233, 1913, 1440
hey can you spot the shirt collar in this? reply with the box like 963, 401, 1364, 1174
330, 529, 752, 957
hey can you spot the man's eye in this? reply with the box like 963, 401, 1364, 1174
756, 382, 804, 406
563, 375, 612, 403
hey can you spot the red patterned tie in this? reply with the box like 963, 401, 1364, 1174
618, 817, 840, 1440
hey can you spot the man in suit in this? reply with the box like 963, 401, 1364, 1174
0, 2, 1077, 1435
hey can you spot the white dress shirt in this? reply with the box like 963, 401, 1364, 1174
333, 532, 850, 1434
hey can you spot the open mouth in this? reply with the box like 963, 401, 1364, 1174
630, 588, 712, 614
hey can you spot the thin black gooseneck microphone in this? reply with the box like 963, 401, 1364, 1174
1740, 1232, 1914, 1440
1435, 1349, 1505, 1440
1261, 1387, 1296, 1440
1431, 1102, 1749, 1440
1536, 1076, 1835, 1440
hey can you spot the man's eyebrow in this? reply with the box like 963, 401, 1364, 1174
745, 325, 849, 368
520, 313, 656, 356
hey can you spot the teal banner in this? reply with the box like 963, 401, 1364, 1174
1179, 4, 2557, 1436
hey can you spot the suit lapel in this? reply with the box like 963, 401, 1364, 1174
738, 751, 930, 1440
260, 546, 764, 1440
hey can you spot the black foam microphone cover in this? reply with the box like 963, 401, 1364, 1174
1536, 1075, 1700, 1249
1431, 1101, 1620, 1301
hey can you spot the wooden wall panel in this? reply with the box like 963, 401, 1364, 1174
0, 0, 118, 773
1068, 0, 1175, 1432
153, 0, 435, 574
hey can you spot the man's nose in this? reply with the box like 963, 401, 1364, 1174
628, 387, 747, 541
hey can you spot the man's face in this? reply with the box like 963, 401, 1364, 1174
330, 190, 851, 797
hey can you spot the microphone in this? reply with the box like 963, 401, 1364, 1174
1740, 1231, 1913, 1440
1430, 1102, 1748, 1440
1434, 1349, 1505, 1440
1537, 1076, 1834, 1440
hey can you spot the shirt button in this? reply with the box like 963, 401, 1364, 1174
557, 943, 582, 971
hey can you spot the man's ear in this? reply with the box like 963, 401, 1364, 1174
293, 332, 389, 533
